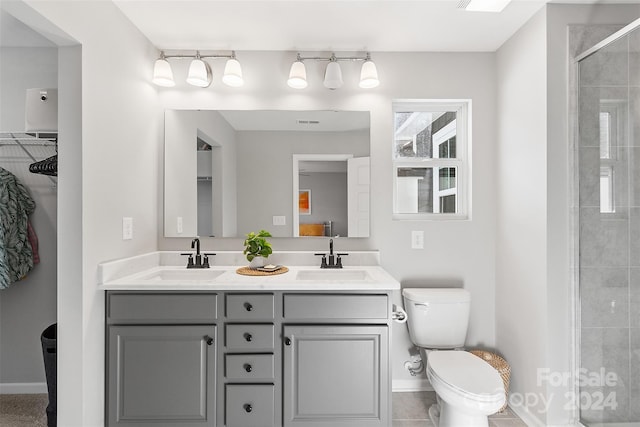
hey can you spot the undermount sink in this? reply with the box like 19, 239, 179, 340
295, 269, 371, 281
141, 269, 226, 282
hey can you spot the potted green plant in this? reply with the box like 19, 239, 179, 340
243, 230, 273, 268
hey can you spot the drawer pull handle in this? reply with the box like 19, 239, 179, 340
245, 302, 253, 311
204, 336, 214, 346
285, 337, 291, 346
244, 333, 253, 342
244, 364, 253, 373
244, 404, 253, 413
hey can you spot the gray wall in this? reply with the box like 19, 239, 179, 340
157, 50, 499, 392
299, 172, 348, 237
496, 4, 640, 425
235, 129, 368, 237
0, 46, 58, 388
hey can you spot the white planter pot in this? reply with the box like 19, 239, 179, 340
249, 256, 267, 268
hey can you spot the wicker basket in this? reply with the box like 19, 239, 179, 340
469, 350, 510, 412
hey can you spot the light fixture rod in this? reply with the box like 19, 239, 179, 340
161, 50, 236, 60
296, 52, 372, 62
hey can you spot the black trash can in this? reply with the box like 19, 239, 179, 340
41, 323, 56, 427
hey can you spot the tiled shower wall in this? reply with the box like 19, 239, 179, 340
577, 25, 640, 424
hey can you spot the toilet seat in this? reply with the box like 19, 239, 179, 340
427, 351, 504, 403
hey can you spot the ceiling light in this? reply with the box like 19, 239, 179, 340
464, 0, 511, 12
152, 52, 175, 87
288, 55, 308, 89
186, 52, 212, 87
222, 52, 244, 87
323, 55, 343, 90
359, 55, 379, 89
290, 52, 379, 90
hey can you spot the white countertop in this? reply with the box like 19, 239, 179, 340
98, 251, 400, 291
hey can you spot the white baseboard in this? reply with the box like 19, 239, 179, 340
392, 379, 433, 392
509, 402, 548, 427
0, 382, 48, 394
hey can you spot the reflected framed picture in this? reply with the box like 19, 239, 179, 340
299, 189, 311, 215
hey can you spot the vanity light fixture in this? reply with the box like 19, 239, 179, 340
288, 52, 379, 90
152, 52, 175, 87
186, 52, 212, 87
152, 50, 243, 88
287, 54, 308, 89
323, 54, 343, 90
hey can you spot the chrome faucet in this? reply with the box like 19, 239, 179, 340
181, 237, 215, 268
315, 238, 347, 269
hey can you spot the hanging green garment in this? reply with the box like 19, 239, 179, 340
0, 167, 36, 289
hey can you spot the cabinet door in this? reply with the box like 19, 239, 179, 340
107, 325, 217, 427
283, 325, 389, 427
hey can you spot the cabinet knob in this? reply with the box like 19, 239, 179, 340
284, 337, 291, 346
204, 336, 214, 346
244, 333, 253, 342
244, 404, 253, 413
244, 364, 253, 373
244, 302, 253, 312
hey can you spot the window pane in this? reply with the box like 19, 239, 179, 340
440, 195, 456, 213
439, 167, 456, 190
394, 111, 457, 159
396, 166, 457, 214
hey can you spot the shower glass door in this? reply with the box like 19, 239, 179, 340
577, 24, 640, 426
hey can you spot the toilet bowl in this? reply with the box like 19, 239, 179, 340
426, 350, 505, 427
402, 288, 506, 427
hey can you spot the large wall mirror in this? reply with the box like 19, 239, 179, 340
164, 110, 370, 238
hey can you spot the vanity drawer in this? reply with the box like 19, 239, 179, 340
226, 354, 274, 381
225, 384, 275, 427
226, 294, 274, 320
107, 293, 217, 324
283, 294, 388, 320
226, 324, 274, 351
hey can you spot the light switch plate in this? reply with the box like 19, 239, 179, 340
177, 216, 183, 234
411, 230, 424, 249
122, 217, 133, 240
273, 215, 286, 226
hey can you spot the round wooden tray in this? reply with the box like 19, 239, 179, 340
236, 266, 289, 276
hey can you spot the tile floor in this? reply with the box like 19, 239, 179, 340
392, 391, 528, 427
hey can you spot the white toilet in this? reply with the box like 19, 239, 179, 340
403, 288, 505, 427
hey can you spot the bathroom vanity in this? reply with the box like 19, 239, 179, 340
100, 252, 399, 427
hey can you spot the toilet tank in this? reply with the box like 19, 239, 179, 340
402, 288, 471, 349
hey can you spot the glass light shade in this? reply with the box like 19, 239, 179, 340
323, 61, 343, 90
152, 58, 175, 87
222, 58, 244, 87
359, 60, 380, 88
186, 58, 212, 88
287, 60, 308, 89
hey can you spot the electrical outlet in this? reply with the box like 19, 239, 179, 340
411, 230, 424, 249
177, 216, 183, 234
273, 215, 286, 226
122, 217, 133, 240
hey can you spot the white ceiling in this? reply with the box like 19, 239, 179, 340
113, 0, 550, 53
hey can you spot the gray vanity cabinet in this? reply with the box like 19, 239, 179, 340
283, 325, 389, 427
282, 293, 390, 427
106, 290, 391, 427
106, 293, 219, 427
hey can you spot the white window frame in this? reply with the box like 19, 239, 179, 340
392, 99, 471, 220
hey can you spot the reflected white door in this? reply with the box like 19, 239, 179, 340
348, 157, 370, 237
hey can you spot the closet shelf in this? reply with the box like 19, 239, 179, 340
0, 131, 58, 185
0, 131, 57, 146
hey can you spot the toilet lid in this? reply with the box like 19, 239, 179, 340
427, 351, 504, 401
